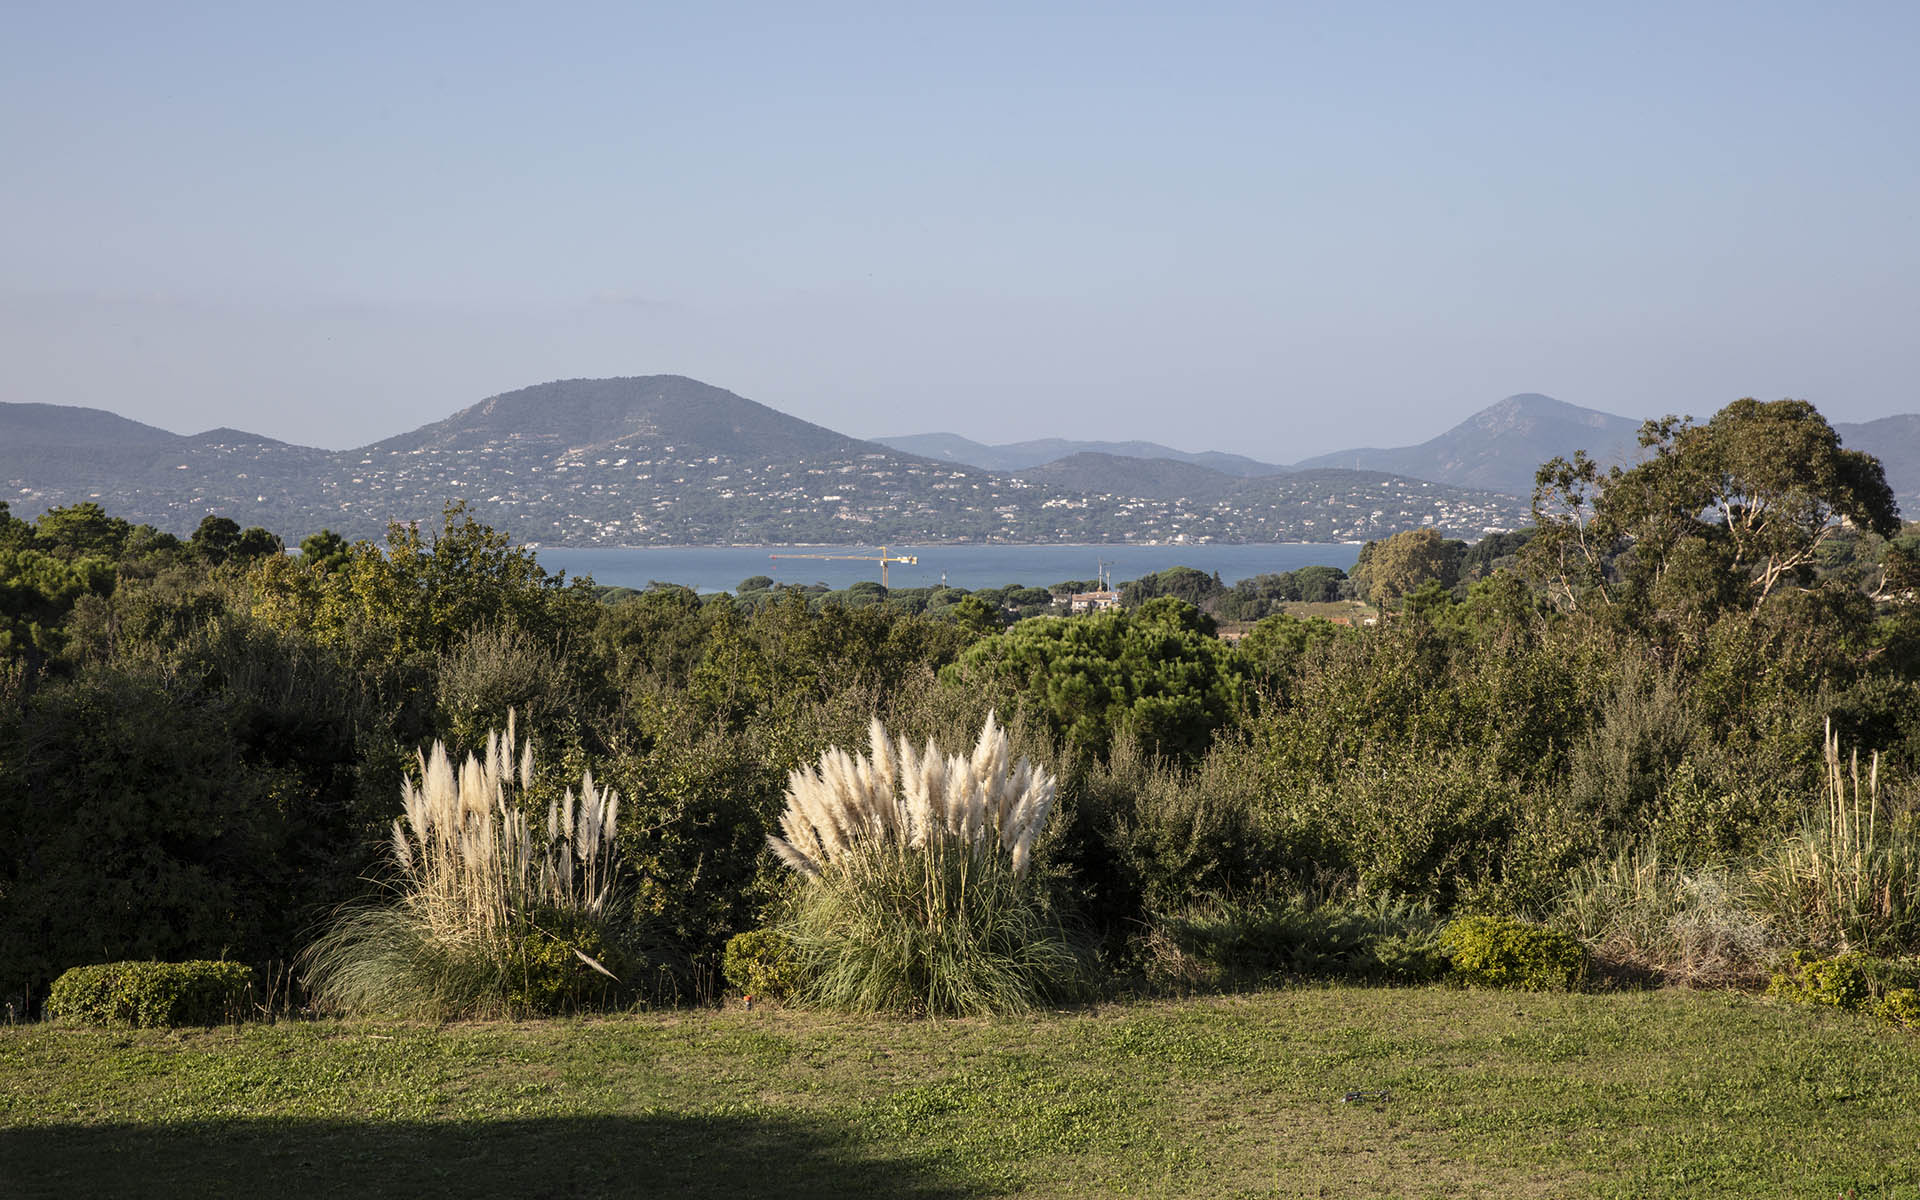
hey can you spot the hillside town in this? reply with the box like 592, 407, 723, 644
5, 410, 1529, 546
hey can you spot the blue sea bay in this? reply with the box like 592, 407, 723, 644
536, 543, 1363, 594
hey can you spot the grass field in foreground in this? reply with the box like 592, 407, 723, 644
3, 986, 1917, 1199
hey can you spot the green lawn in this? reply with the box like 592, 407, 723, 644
3, 986, 1917, 1198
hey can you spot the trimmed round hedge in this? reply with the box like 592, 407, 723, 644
722, 929, 807, 1001
46, 960, 254, 1027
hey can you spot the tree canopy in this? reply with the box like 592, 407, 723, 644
1526, 398, 1899, 618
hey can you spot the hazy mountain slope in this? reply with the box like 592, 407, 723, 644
188, 427, 291, 447
873, 432, 1005, 466
1292, 394, 1643, 497
1015, 453, 1244, 502
367, 375, 870, 458
886, 394, 1631, 491
0, 402, 186, 449
1837, 415, 1920, 505
1284, 394, 1920, 507
0, 402, 202, 490
873, 432, 1287, 476
0, 402, 333, 531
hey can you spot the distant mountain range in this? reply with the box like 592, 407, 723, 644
5, 381, 1911, 547
883, 392, 1920, 504
0, 377, 1526, 546
1288, 393, 1643, 497
875, 433, 1288, 477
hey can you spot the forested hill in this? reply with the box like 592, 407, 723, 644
1014, 453, 1248, 501
0, 377, 1526, 545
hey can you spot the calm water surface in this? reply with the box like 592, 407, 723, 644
537, 543, 1362, 594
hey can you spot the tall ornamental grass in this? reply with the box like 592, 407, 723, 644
302, 714, 627, 1018
1749, 723, 1920, 954
770, 714, 1085, 1016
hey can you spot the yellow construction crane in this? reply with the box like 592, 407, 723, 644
767, 546, 919, 589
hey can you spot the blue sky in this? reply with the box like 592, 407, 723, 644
4, 2, 1916, 460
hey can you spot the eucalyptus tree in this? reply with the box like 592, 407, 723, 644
1524, 398, 1898, 617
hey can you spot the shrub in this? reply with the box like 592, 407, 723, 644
1440, 915, 1587, 991
301, 715, 631, 1018
1090, 733, 1276, 924
944, 603, 1246, 761
723, 929, 807, 1001
1768, 950, 1920, 1019
770, 714, 1087, 1016
791, 839, 1086, 1016
46, 960, 253, 1027
1879, 988, 1920, 1032
503, 916, 630, 1015
1767, 950, 1874, 1011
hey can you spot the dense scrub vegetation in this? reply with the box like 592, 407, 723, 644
4, 399, 1920, 1022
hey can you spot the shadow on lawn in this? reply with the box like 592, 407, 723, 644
1, 1113, 979, 1199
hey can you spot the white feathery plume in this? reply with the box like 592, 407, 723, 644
865, 718, 899, 840
896, 734, 938, 847
780, 767, 827, 864
767, 714, 1057, 879
1008, 773, 1056, 877
918, 738, 950, 833
769, 834, 822, 877
391, 818, 414, 876
577, 772, 602, 858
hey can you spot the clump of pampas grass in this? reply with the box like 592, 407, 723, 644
770, 714, 1087, 1016
769, 712, 1056, 877
302, 713, 629, 1018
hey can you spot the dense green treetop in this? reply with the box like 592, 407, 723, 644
250, 502, 599, 660
1350, 528, 1463, 614
0, 548, 115, 678
949, 597, 1245, 760
31, 503, 131, 561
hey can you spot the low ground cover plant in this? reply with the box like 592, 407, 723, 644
300, 714, 633, 1018
1143, 890, 1445, 992
1767, 949, 1920, 1031
767, 714, 1087, 1016
45, 960, 254, 1027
